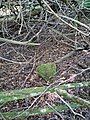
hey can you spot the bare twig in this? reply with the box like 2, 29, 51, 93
18, 0, 23, 35
46, 101, 64, 120
0, 37, 40, 46
0, 56, 27, 65
56, 89, 90, 108
56, 92, 85, 119
42, 0, 90, 36
21, 54, 36, 87
54, 50, 76, 64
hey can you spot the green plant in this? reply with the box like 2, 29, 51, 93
0, 81, 89, 104
81, 0, 90, 9
0, 81, 90, 119
1, 103, 81, 119
36, 62, 56, 82
74, 0, 90, 9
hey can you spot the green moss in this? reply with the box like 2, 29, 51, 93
36, 62, 56, 81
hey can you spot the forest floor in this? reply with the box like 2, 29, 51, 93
0, 1, 90, 120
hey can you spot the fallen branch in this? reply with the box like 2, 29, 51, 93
0, 81, 89, 104
56, 89, 90, 107
1, 102, 81, 119
0, 37, 40, 46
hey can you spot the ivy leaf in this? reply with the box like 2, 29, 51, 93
82, 0, 90, 9
36, 63, 56, 81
